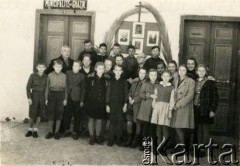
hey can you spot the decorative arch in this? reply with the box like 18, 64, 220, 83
103, 2, 172, 62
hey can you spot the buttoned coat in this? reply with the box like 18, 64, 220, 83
171, 76, 196, 129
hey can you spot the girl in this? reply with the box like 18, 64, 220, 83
124, 68, 147, 147
137, 69, 158, 151
106, 65, 128, 147
156, 62, 166, 82
168, 60, 178, 85
187, 58, 198, 81
171, 65, 195, 153
194, 64, 218, 157
85, 62, 107, 145
151, 70, 175, 150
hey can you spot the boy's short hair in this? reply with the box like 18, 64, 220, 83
128, 45, 135, 50
99, 43, 107, 49
61, 45, 71, 51
151, 46, 160, 51
84, 40, 91, 44
104, 58, 112, 63
82, 53, 92, 60
115, 54, 124, 60
95, 62, 105, 70
53, 59, 63, 66
73, 60, 82, 67
157, 61, 166, 69
36, 60, 46, 66
113, 43, 120, 47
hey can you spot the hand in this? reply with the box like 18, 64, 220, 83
168, 110, 172, 118
127, 78, 133, 84
80, 102, 84, 107
152, 100, 156, 108
63, 100, 67, 106
207, 76, 215, 81
174, 103, 180, 110
209, 111, 215, 118
106, 106, 110, 113
123, 104, 127, 113
150, 94, 157, 100
130, 99, 135, 105
45, 100, 48, 106
28, 99, 32, 105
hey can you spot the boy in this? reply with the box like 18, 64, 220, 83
96, 43, 108, 63
107, 43, 122, 65
106, 65, 128, 146
45, 59, 67, 140
64, 60, 85, 140
115, 54, 124, 66
122, 45, 138, 82
143, 46, 165, 71
46, 45, 74, 74
26, 61, 47, 138
78, 40, 98, 67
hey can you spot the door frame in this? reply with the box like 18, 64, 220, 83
179, 15, 240, 138
33, 9, 96, 69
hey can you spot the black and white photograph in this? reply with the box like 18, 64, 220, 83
118, 29, 130, 45
132, 22, 145, 38
132, 38, 143, 53
147, 31, 159, 46
0, 0, 239, 165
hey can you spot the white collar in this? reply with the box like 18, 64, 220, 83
160, 81, 171, 87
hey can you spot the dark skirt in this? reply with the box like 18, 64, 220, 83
194, 106, 214, 124
85, 100, 106, 119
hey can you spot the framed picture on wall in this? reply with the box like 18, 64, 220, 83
132, 38, 143, 53
118, 29, 130, 45
132, 22, 145, 38
147, 31, 159, 46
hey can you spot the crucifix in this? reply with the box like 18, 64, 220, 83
135, 1, 144, 22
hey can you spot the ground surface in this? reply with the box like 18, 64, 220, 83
0, 121, 238, 165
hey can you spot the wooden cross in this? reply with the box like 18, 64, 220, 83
135, 1, 144, 22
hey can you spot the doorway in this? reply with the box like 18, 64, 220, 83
34, 9, 95, 67
179, 16, 240, 137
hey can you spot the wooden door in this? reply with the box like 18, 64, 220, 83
69, 16, 91, 60
41, 15, 69, 65
183, 21, 211, 65
182, 21, 239, 136
209, 22, 238, 135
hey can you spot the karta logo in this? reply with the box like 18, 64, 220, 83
142, 137, 239, 165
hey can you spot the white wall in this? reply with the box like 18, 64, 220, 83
0, 0, 240, 121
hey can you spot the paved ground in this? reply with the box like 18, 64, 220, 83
0, 121, 238, 165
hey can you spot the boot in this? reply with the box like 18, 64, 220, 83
131, 134, 141, 148
123, 133, 133, 147
89, 135, 95, 145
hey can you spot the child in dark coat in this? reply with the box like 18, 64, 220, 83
106, 65, 128, 146
26, 61, 47, 138
85, 62, 107, 145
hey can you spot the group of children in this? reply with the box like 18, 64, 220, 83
26, 40, 219, 158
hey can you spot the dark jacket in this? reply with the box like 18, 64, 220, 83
122, 55, 138, 79
66, 71, 85, 102
143, 57, 165, 70
26, 73, 47, 98
187, 70, 198, 81
45, 55, 74, 75
198, 80, 219, 116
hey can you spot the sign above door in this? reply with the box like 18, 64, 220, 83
43, 0, 87, 10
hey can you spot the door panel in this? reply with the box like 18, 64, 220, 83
209, 22, 238, 135
183, 21, 211, 65
69, 16, 91, 60
183, 21, 238, 136
42, 16, 69, 65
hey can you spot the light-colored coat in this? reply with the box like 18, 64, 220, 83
171, 76, 195, 129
